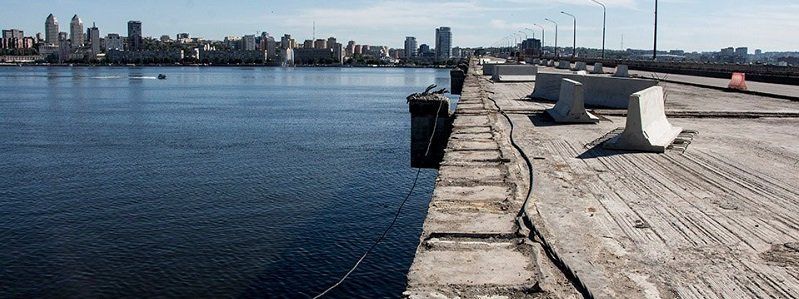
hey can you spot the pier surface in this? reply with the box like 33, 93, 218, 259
406, 59, 799, 298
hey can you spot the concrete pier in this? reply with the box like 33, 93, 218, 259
406, 57, 799, 298
404, 60, 578, 298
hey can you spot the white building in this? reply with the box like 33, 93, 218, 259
70, 15, 84, 48
45, 14, 59, 45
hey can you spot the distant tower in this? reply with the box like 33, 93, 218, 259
435, 27, 452, 61
127, 21, 143, 51
45, 14, 59, 44
70, 15, 84, 48
87, 23, 101, 55
404, 36, 418, 58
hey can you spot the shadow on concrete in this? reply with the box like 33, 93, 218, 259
577, 143, 631, 160
529, 112, 611, 127
576, 128, 629, 159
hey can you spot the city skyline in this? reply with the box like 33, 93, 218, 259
1, 0, 798, 52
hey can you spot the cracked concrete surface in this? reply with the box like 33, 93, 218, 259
405, 61, 579, 299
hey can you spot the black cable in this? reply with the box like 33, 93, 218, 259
486, 80, 594, 298
313, 99, 445, 299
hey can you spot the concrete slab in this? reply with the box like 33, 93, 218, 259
453, 115, 492, 127
437, 165, 506, 185
423, 208, 517, 235
432, 185, 512, 202
407, 240, 538, 287
443, 150, 502, 164
485, 62, 799, 298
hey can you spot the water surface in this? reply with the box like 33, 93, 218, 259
0, 66, 452, 298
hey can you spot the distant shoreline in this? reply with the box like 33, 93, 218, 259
0, 63, 458, 69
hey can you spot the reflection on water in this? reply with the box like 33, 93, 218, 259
0, 66, 454, 298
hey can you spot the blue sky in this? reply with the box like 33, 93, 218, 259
1, 0, 797, 52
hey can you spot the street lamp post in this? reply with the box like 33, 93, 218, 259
561, 11, 577, 59
590, 0, 606, 59
544, 18, 559, 58
533, 24, 545, 58
653, 0, 658, 60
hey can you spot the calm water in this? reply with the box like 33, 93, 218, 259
0, 66, 452, 298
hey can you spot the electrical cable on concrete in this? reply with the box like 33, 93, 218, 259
313, 99, 445, 299
486, 80, 594, 298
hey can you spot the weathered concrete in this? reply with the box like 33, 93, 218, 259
485, 61, 799, 298
408, 93, 451, 168
556, 60, 570, 69
450, 68, 465, 95
547, 60, 555, 67
603, 86, 683, 152
546, 79, 600, 124
573, 62, 587, 71
405, 60, 579, 299
591, 63, 604, 74
530, 72, 659, 108
492, 65, 538, 82
613, 64, 629, 77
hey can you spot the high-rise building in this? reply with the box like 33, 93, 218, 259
70, 15, 84, 48
2, 29, 24, 49
326, 37, 336, 49
58, 32, 70, 62
303, 39, 313, 49
106, 33, 123, 51
435, 27, 452, 60
404, 36, 417, 58
260, 33, 277, 61
242, 35, 257, 51
127, 21, 142, 51
333, 43, 344, 64
45, 14, 59, 45
346, 40, 356, 57
87, 23, 100, 54
314, 39, 327, 49
281, 34, 295, 49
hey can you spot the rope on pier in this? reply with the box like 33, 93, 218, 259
313, 100, 445, 299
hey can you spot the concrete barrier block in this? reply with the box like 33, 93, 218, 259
613, 65, 629, 77
532, 59, 541, 65
492, 65, 537, 82
547, 60, 555, 67
530, 72, 658, 108
557, 60, 571, 69
546, 79, 600, 124
592, 63, 604, 74
483, 63, 508, 76
574, 62, 587, 71
604, 86, 682, 153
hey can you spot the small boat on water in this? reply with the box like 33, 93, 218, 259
157, 74, 167, 80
